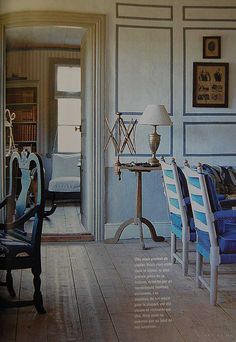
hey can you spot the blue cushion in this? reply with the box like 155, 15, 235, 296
220, 254, 236, 264
177, 167, 189, 198
197, 229, 210, 256
205, 175, 221, 212
170, 213, 196, 241
196, 224, 236, 263
218, 228, 236, 254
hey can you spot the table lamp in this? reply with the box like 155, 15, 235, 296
139, 104, 172, 166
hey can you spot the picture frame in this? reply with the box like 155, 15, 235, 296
193, 62, 229, 108
203, 36, 221, 59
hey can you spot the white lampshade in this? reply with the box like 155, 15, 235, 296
139, 104, 172, 126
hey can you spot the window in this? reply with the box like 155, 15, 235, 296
55, 64, 81, 153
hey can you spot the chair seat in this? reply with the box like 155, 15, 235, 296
0, 234, 33, 258
48, 176, 80, 192
197, 223, 236, 258
219, 228, 236, 254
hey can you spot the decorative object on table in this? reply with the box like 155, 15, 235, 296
203, 36, 221, 59
104, 112, 137, 179
138, 104, 172, 166
5, 108, 16, 156
193, 62, 229, 107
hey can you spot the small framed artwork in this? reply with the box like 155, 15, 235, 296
203, 36, 221, 59
193, 62, 229, 107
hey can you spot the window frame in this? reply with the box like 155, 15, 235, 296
48, 58, 81, 154
55, 63, 81, 99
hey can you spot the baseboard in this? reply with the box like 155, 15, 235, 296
104, 221, 171, 240
41, 233, 94, 242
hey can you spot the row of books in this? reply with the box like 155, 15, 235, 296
7, 88, 36, 104
13, 124, 37, 142
13, 106, 37, 122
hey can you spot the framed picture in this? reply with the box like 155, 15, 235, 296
193, 62, 229, 107
203, 36, 221, 59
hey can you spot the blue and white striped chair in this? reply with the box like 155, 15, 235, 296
161, 157, 196, 276
184, 163, 236, 305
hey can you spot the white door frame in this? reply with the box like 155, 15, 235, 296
0, 11, 105, 240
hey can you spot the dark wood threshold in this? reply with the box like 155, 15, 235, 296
41, 233, 94, 243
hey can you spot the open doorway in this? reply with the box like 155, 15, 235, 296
5, 26, 87, 240
1, 11, 105, 241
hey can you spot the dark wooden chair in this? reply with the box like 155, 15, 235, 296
0, 151, 46, 314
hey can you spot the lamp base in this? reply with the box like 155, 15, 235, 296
148, 156, 160, 166
148, 129, 161, 166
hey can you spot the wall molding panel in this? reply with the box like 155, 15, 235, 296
183, 6, 236, 22
116, 24, 173, 114
115, 24, 173, 158
116, 3, 173, 21
183, 122, 236, 156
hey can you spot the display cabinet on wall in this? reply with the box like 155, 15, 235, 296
6, 80, 39, 153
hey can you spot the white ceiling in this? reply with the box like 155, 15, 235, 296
6, 26, 87, 49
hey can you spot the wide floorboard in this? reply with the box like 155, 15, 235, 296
1, 239, 236, 341
43, 201, 86, 235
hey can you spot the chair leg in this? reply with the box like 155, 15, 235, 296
171, 232, 176, 264
6, 270, 16, 297
182, 239, 189, 276
210, 264, 218, 306
196, 251, 203, 288
32, 267, 46, 314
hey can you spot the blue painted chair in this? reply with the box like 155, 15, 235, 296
184, 163, 236, 305
161, 157, 196, 276
0, 151, 46, 313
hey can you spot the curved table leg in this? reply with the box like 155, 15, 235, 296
104, 218, 134, 244
140, 217, 165, 242
44, 204, 57, 218
105, 217, 165, 244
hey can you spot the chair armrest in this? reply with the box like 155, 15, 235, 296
220, 198, 236, 209
217, 194, 226, 200
0, 195, 12, 209
214, 210, 236, 221
0, 205, 40, 231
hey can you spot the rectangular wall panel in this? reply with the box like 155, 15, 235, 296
184, 122, 236, 156
116, 25, 172, 113
116, 3, 172, 21
183, 6, 236, 21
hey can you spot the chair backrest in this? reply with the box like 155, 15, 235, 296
184, 164, 217, 247
51, 153, 81, 179
161, 158, 188, 231
8, 151, 45, 245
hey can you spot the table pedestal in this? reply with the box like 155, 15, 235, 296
105, 168, 165, 249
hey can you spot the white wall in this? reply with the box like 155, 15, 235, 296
2, 0, 236, 238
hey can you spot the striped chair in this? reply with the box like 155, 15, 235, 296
161, 157, 196, 276
184, 163, 236, 305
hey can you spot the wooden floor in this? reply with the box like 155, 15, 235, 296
1, 239, 236, 341
43, 201, 86, 235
